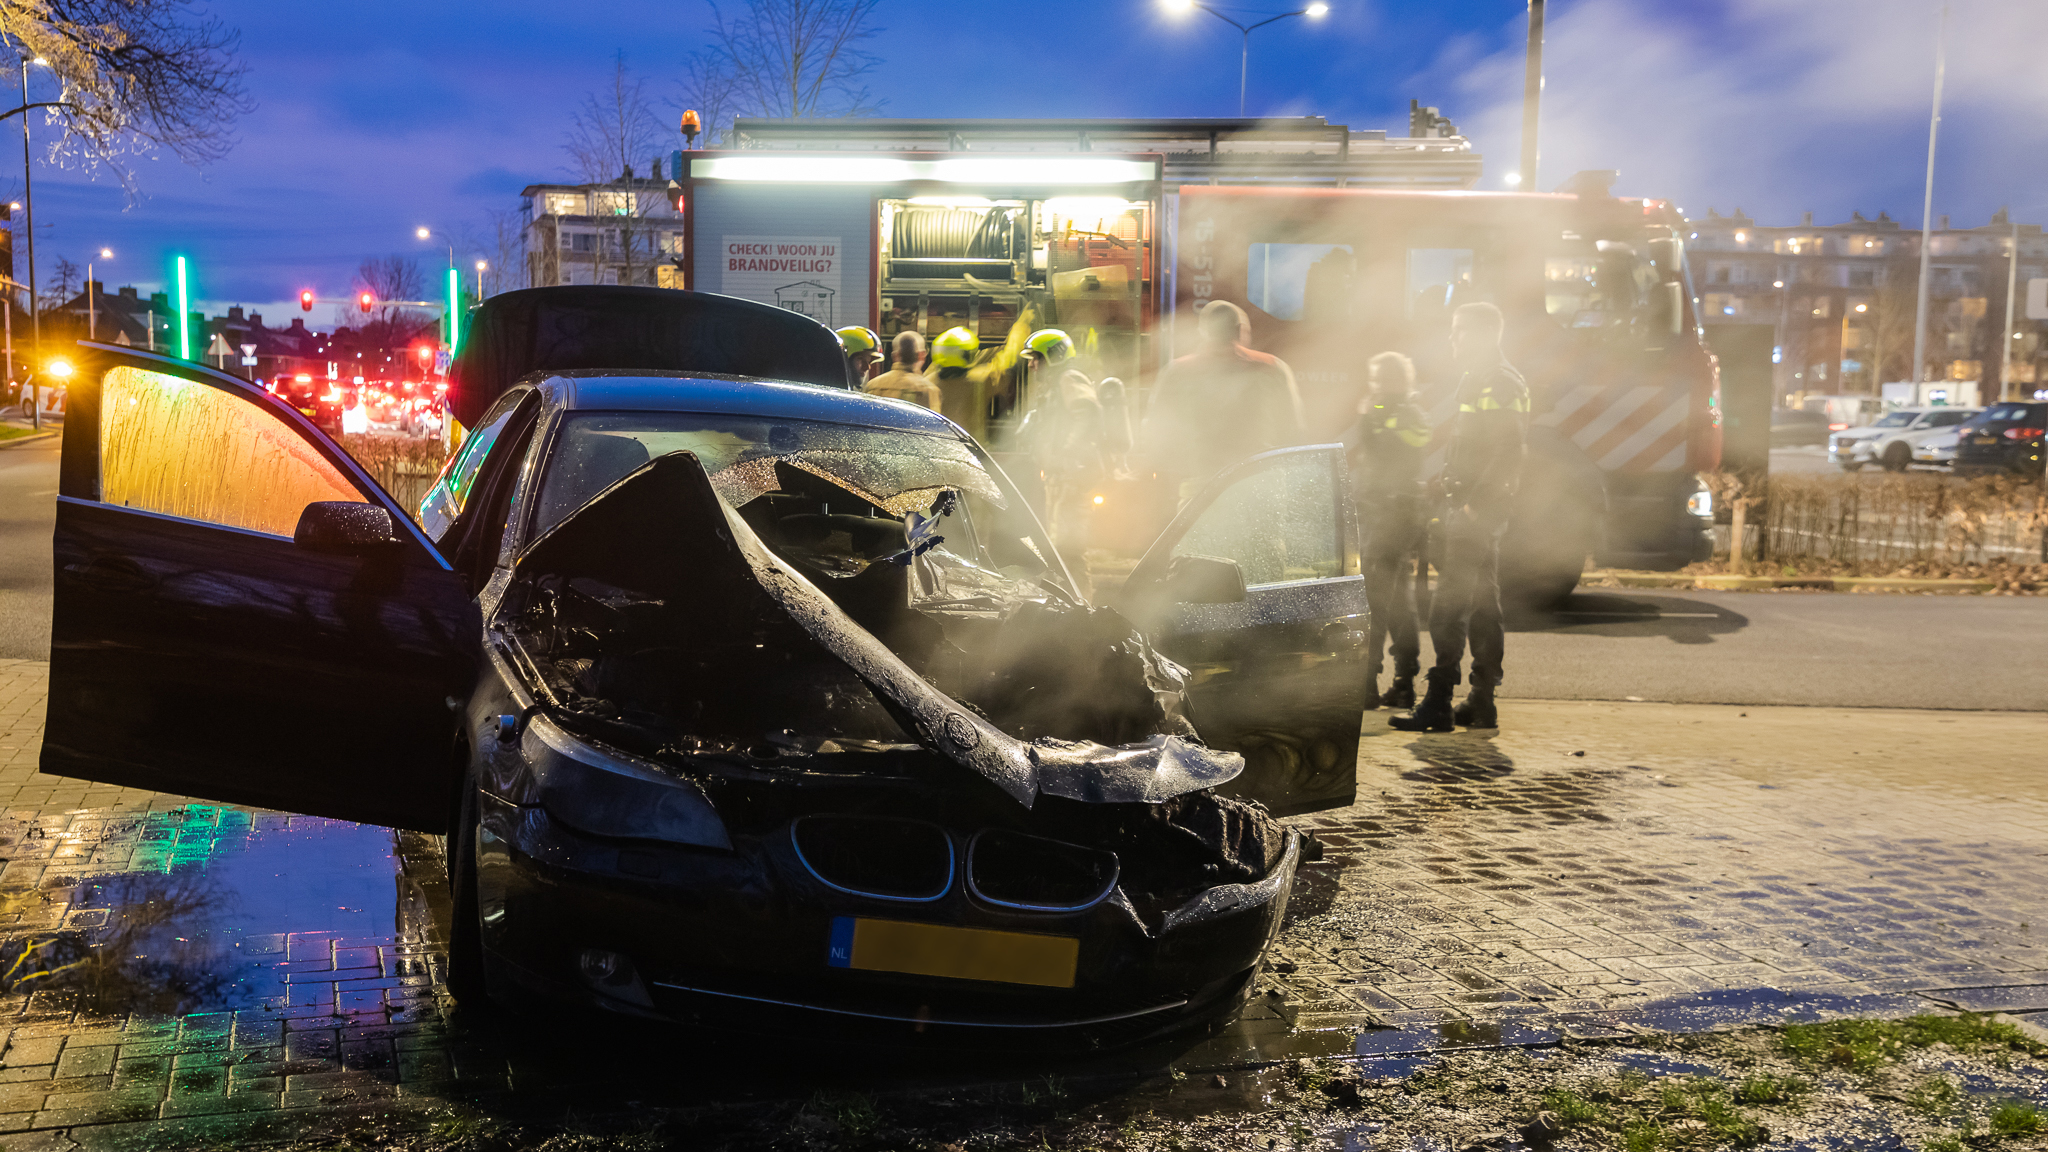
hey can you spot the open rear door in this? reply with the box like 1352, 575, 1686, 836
43, 346, 478, 831
1118, 445, 1367, 816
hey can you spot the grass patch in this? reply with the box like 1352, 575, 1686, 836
1906, 1076, 1962, 1116
1991, 1101, 2043, 1136
1780, 1013, 2042, 1072
1733, 1074, 1804, 1105
1922, 1135, 1966, 1152
1541, 1088, 1609, 1125
0, 424, 44, 442
1621, 1119, 1664, 1152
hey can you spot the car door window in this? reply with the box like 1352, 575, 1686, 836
99, 365, 365, 537
1169, 451, 1340, 588
1926, 410, 1969, 428
420, 391, 526, 541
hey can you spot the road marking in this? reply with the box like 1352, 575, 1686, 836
1557, 611, 1723, 618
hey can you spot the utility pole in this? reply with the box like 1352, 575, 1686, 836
19, 58, 37, 430
2001, 218, 2019, 400
1911, 1, 1947, 388
1518, 0, 1544, 192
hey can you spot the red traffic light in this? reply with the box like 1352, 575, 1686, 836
299, 289, 314, 312
358, 292, 374, 313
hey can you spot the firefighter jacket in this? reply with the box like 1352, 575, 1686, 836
1441, 362, 1529, 512
866, 367, 942, 410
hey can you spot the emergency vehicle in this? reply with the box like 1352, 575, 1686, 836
661, 117, 1714, 601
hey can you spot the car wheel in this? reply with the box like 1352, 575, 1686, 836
447, 762, 492, 1007
1882, 442, 1911, 472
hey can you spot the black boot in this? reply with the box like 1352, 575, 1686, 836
1454, 679, 1498, 729
1389, 671, 1456, 732
1382, 675, 1416, 711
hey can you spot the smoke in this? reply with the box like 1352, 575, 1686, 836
1441, 0, 2048, 222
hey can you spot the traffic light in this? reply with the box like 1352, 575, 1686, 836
300, 289, 315, 312
359, 292, 374, 313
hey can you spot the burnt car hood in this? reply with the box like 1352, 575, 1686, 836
514, 451, 1243, 809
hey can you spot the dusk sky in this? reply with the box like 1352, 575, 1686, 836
21, 0, 2042, 329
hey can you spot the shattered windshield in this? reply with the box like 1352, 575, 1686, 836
530, 413, 1061, 606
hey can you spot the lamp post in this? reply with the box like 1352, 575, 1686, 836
19, 55, 46, 428
474, 259, 487, 307
415, 227, 459, 346
86, 247, 111, 340
1160, 0, 1329, 118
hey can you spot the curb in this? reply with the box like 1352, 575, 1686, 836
1585, 569, 2026, 594
0, 429, 56, 449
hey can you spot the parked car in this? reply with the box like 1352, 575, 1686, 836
1952, 401, 2048, 476
1830, 407, 1980, 472
1771, 407, 1833, 447
44, 288, 1369, 1047
1911, 428, 1960, 469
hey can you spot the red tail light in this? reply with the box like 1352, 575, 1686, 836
1828, 422, 1849, 431
2003, 427, 2045, 440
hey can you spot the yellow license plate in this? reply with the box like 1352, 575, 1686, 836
826, 916, 1078, 988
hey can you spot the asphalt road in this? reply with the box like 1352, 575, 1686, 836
2, 433, 2043, 709
0, 434, 56, 660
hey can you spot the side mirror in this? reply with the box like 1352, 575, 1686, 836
1161, 553, 1247, 604
294, 501, 402, 555
1648, 281, 1685, 341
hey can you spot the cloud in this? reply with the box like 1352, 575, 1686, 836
1441, 0, 2048, 223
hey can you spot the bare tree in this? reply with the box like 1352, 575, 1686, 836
461, 209, 526, 299
41, 254, 78, 313
353, 256, 425, 329
683, 0, 885, 145
561, 54, 666, 287
7, 0, 254, 191
674, 48, 745, 147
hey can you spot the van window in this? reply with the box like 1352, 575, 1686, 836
1245, 243, 1354, 322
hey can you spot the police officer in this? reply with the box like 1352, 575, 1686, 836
836, 326, 884, 387
1345, 351, 1432, 711
1391, 302, 1527, 732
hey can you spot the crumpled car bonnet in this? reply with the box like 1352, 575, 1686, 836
515, 451, 1243, 808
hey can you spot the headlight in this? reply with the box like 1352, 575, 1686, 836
1686, 489, 1712, 518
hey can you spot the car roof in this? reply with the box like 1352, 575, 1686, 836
535, 370, 964, 439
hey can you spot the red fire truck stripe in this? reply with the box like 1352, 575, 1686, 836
1596, 401, 1690, 470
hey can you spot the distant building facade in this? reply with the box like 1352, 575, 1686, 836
521, 162, 685, 289
1687, 207, 2047, 401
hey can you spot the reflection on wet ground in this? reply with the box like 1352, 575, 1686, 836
0, 808, 400, 1020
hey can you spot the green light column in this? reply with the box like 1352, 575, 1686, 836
175, 257, 190, 359
446, 267, 459, 349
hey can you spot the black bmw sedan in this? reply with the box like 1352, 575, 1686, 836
41, 288, 1369, 1047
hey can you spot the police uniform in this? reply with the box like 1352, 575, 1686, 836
1345, 397, 1433, 705
1427, 362, 1529, 695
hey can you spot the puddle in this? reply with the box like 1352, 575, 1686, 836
1354, 1015, 1560, 1057
1557, 985, 1934, 1037
0, 808, 399, 1016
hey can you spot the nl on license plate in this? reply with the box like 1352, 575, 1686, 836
827, 916, 1078, 988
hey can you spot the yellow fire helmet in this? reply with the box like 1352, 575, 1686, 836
930, 326, 979, 369
1025, 328, 1075, 365
835, 326, 881, 358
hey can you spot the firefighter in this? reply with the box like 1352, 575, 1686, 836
865, 331, 943, 409
1345, 351, 1432, 711
1392, 302, 1528, 733
836, 326, 884, 387
928, 322, 1030, 444
1138, 300, 1305, 502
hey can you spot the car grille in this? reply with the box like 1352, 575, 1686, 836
791, 816, 952, 901
967, 829, 1119, 911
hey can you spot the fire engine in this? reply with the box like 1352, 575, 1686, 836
661, 116, 1715, 602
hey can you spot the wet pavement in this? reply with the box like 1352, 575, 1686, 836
0, 658, 2044, 1147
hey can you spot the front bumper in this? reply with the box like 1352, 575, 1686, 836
1828, 439, 1875, 465
472, 794, 1298, 1047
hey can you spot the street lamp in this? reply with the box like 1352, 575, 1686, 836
19, 54, 49, 426
474, 259, 487, 306
415, 227, 457, 346
87, 248, 111, 340
1161, 0, 1329, 117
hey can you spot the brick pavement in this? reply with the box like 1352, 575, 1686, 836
0, 660, 2045, 1146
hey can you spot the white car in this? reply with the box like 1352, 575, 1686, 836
1830, 407, 1980, 472
1912, 428, 1961, 469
